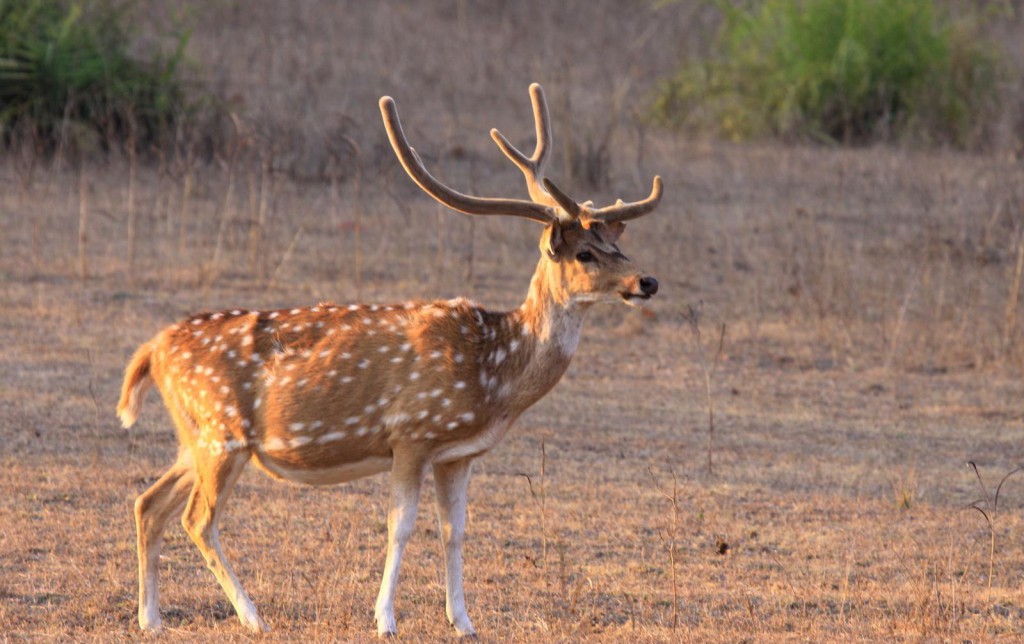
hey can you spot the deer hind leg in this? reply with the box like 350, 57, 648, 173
433, 457, 476, 637
374, 448, 429, 638
181, 448, 268, 632
135, 450, 196, 631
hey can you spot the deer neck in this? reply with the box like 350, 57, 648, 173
498, 258, 589, 403
520, 259, 589, 356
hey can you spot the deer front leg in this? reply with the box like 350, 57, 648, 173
375, 449, 428, 638
433, 457, 476, 637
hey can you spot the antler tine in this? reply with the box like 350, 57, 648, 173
589, 176, 664, 223
490, 84, 574, 217
379, 96, 556, 224
542, 178, 581, 219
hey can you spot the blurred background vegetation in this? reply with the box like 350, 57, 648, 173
0, 0, 206, 157
652, 0, 1008, 147
1, 0, 1021, 162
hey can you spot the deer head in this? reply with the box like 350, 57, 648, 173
380, 83, 661, 310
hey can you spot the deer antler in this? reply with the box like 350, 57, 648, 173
489, 83, 575, 219
379, 96, 557, 224
589, 176, 663, 223
491, 83, 662, 224
382, 84, 662, 226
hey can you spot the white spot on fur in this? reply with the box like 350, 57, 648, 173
385, 412, 410, 426
224, 436, 245, 452
264, 437, 287, 452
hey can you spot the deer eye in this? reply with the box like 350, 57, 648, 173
575, 251, 594, 263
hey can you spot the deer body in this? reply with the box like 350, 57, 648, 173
125, 294, 577, 483
119, 84, 661, 637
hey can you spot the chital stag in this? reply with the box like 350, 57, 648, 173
117, 83, 661, 637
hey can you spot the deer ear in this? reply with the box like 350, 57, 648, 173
543, 223, 565, 259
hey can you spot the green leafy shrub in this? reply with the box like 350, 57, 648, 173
652, 0, 1002, 147
0, 0, 196, 154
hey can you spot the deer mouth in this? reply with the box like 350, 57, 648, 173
620, 291, 652, 303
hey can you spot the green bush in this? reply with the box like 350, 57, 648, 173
653, 0, 1002, 147
0, 0, 194, 154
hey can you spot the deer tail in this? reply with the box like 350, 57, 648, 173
117, 342, 155, 428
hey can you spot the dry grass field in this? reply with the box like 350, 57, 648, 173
3, 1, 1024, 642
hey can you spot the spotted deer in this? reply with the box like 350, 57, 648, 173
117, 83, 662, 638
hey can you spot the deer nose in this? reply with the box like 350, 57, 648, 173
639, 276, 659, 296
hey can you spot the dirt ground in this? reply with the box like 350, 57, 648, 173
3, 2, 1024, 642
